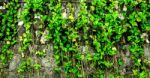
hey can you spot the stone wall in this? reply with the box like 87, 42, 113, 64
0, 1, 150, 78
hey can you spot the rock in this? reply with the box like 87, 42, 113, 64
141, 33, 149, 43
37, 44, 53, 56
118, 13, 124, 20
8, 72, 17, 78
33, 18, 45, 30
41, 58, 49, 67
121, 45, 131, 67
144, 44, 150, 60
73, 3, 79, 19
79, 45, 94, 55
123, 5, 127, 11
41, 57, 53, 68
46, 44, 53, 56
0, 6, 5, 9
124, 56, 131, 67
9, 54, 21, 71
18, 21, 24, 26
62, 9, 67, 19
40, 29, 49, 44
41, 56, 55, 76
34, 15, 41, 19
35, 30, 42, 44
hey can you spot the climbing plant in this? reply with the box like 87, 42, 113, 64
0, 0, 19, 65
0, 0, 150, 78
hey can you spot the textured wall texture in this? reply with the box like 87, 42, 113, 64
0, 0, 150, 78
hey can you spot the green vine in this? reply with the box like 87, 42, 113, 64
0, 0, 150, 78
0, 0, 19, 65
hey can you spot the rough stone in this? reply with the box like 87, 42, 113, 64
35, 30, 42, 44
8, 72, 17, 78
41, 57, 55, 68
0, 6, 5, 9
144, 44, 150, 60
9, 54, 21, 71
40, 29, 49, 45
121, 45, 131, 67
79, 45, 94, 55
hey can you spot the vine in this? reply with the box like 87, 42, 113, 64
0, 0, 19, 65
0, 0, 150, 78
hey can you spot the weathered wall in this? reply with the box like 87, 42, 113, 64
0, 0, 150, 78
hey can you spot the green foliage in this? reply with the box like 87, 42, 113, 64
33, 63, 41, 70
0, 0, 150, 77
18, 58, 32, 73
0, 0, 19, 64
35, 50, 46, 57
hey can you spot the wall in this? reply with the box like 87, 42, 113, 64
0, 0, 150, 78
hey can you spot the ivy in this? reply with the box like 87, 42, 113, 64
0, 0, 150, 77
0, 0, 19, 65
